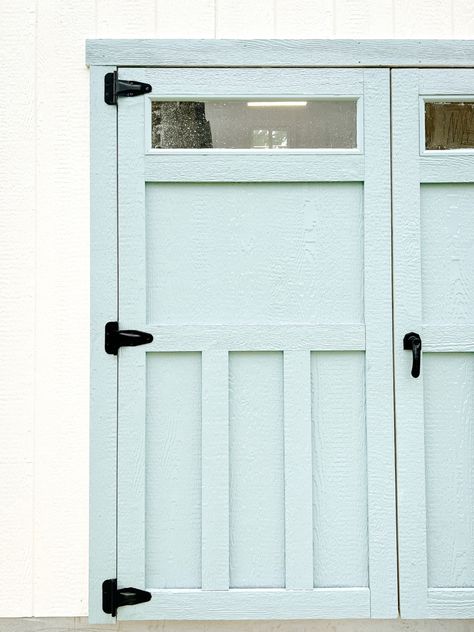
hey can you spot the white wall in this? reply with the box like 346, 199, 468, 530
1, 0, 473, 623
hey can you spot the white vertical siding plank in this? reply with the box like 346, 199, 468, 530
35, 0, 95, 616
283, 351, 313, 589
89, 64, 118, 624
275, 0, 334, 38
393, 0, 453, 37
363, 69, 398, 618
0, 465, 33, 616
216, 0, 275, 38
202, 350, 230, 590
392, 69, 428, 618
96, 0, 156, 37
335, 0, 394, 37
0, 0, 35, 615
155, 0, 216, 37
453, 0, 474, 37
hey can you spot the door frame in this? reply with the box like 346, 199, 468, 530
88, 39, 474, 624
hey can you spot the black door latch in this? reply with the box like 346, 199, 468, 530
105, 321, 153, 355
403, 332, 422, 378
102, 579, 152, 617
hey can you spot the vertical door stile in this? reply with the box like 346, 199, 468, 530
201, 350, 230, 591
283, 350, 314, 590
362, 69, 398, 618
117, 93, 148, 590
89, 64, 119, 624
392, 69, 428, 618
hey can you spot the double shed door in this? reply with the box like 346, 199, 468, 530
115, 67, 396, 620
110, 64, 474, 620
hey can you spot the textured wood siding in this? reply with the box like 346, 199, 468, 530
0, 0, 473, 619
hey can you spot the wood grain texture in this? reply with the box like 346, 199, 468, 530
144, 154, 365, 183
119, 588, 369, 621
89, 65, 118, 624
419, 69, 474, 94
423, 354, 474, 588
117, 91, 147, 590
392, 69, 428, 619
283, 350, 313, 589
311, 352, 368, 589
145, 182, 364, 326
362, 69, 397, 618
420, 158, 474, 184
421, 184, 474, 325
423, 325, 474, 352
229, 352, 285, 589
142, 324, 366, 351
123, 588, 370, 620
146, 353, 202, 588
86, 39, 474, 67
202, 350, 229, 590
122, 66, 364, 95
428, 589, 474, 618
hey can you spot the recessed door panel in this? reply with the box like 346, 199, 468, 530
146, 182, 364, 324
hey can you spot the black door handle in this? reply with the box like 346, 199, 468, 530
403, 332, 422, 378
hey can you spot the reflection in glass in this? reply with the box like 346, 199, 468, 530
151, 100, 357, 149
425, 101, 474, 150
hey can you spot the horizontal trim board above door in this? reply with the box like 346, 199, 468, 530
86, 39, 474, 68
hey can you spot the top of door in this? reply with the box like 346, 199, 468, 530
86, 39, 474, 68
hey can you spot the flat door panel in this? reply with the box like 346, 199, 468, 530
393, 69, 474, 618
117, 67, 396, 619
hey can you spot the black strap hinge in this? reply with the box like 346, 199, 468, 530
104, 70, 152, 105
105, 321, 153, 355
102, 578, 152, 617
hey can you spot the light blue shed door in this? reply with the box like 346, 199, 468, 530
116, 67, 396, 620
393, 69, 474, 619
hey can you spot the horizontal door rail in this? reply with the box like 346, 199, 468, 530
144, 153, 364, 182
422, 325, 474, 352
121, 587, 370, 620
121, 323, 366, 352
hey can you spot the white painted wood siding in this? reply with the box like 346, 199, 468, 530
1, 0, 473, 618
